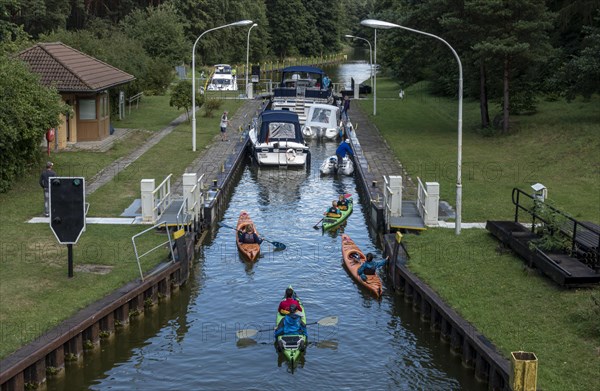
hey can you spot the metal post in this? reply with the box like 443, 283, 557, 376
361, 19, 463, 233
374, 29, 377, 116
246, 23, 258, 98
192, 20, 253, 152
67, 244, 73, 278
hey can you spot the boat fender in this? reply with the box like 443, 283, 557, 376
286, 148, 296, 161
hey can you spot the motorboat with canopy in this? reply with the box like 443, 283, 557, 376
249, 110, 310, 167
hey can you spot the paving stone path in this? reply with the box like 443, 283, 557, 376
84, 100, 265, 197
85, 111, 191, 195
171, 100, 266, 194
350, 104, 417, 199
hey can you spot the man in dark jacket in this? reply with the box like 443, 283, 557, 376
238, 225, 263, 244
358, 253, 389, 281
335, 139, 354, 173
39, 161, 56, 216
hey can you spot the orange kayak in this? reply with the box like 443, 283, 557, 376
236, 211, 260, 262
341, 234, 382, 297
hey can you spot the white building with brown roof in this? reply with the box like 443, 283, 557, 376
18, 42, 135, 149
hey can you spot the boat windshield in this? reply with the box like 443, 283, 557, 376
215, 66, 232, 74
212, 79, 231, 85
269, 122, 296, 139
310, 108, 332, 124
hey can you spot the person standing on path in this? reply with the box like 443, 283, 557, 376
341, 95, 350, 121
220, 111, 229, 141
39, 161, 56, 216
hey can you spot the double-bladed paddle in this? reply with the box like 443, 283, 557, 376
217, 221, 286, 250
236, 315, 339, 339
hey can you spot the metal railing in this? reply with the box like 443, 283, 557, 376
174, 198, 190, 232
128, 92, 144, 114
512, 187, 599, 263
152, 174, 172, 221
417, 177, 428, 221
383, 176, 393, 231
179, 174, 205, 232
189, 174, 205, 223
131, 223, 175, 282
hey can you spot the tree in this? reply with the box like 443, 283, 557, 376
471, 0, 554, 133
307, 0, 344, 54
266, 0, 319, 57
169, 79, 195, 121
41, 24, 169, 97
121, 3, 189, 66
0, 19, 32, 56
0, 56, 68, 192
563, 17, 600, 100
3, 0, 71, 38
379, 0, 554, 133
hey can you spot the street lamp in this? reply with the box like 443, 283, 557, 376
344, 34, 374, 115
245, 23, 258, 98
361, 19, 463, 234
192, 19, 253, 152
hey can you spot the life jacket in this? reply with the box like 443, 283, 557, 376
363, 261, 377, 275
282, 313, 305, 335
241, 233, 256, 243
326, 207, 340, 217
279, 298, 301, 314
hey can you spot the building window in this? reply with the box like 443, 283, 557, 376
79, 98, 96, 120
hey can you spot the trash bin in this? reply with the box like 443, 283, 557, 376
510, 351, 538, 391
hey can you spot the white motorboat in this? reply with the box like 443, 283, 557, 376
271, 66, 337, 124
249, 110, 310, 167
319, 155, 354, 176
207, 64, 237, 91
302, 104, 341, 140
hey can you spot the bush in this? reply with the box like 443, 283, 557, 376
528, 201, 571, 253
202, 99, 223, 118
0, 57, 67, 193
143, 59, 174, 95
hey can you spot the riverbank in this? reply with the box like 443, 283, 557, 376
0, 96, 245, 359
357, 79, 600, 391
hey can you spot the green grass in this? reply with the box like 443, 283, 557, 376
113, 95, 183, 131
357, 79, 600, 223
0, 184, 165, 358
404, 229, 600, 391
0, 97, 243, 359
363, 79, 600, 390
89, 100, 244, 216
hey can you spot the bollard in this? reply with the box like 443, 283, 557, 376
510, 351, 538, 391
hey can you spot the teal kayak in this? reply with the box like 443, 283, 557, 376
275, 286, 307, 366
322, 197, 353, 232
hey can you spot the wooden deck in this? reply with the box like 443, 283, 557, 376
486, 220, 600, 287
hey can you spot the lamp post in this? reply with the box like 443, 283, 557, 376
192, 20, 253, 152
361, 19, 463, 234
245, 23, 258, 98
344, 34, 374, 115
